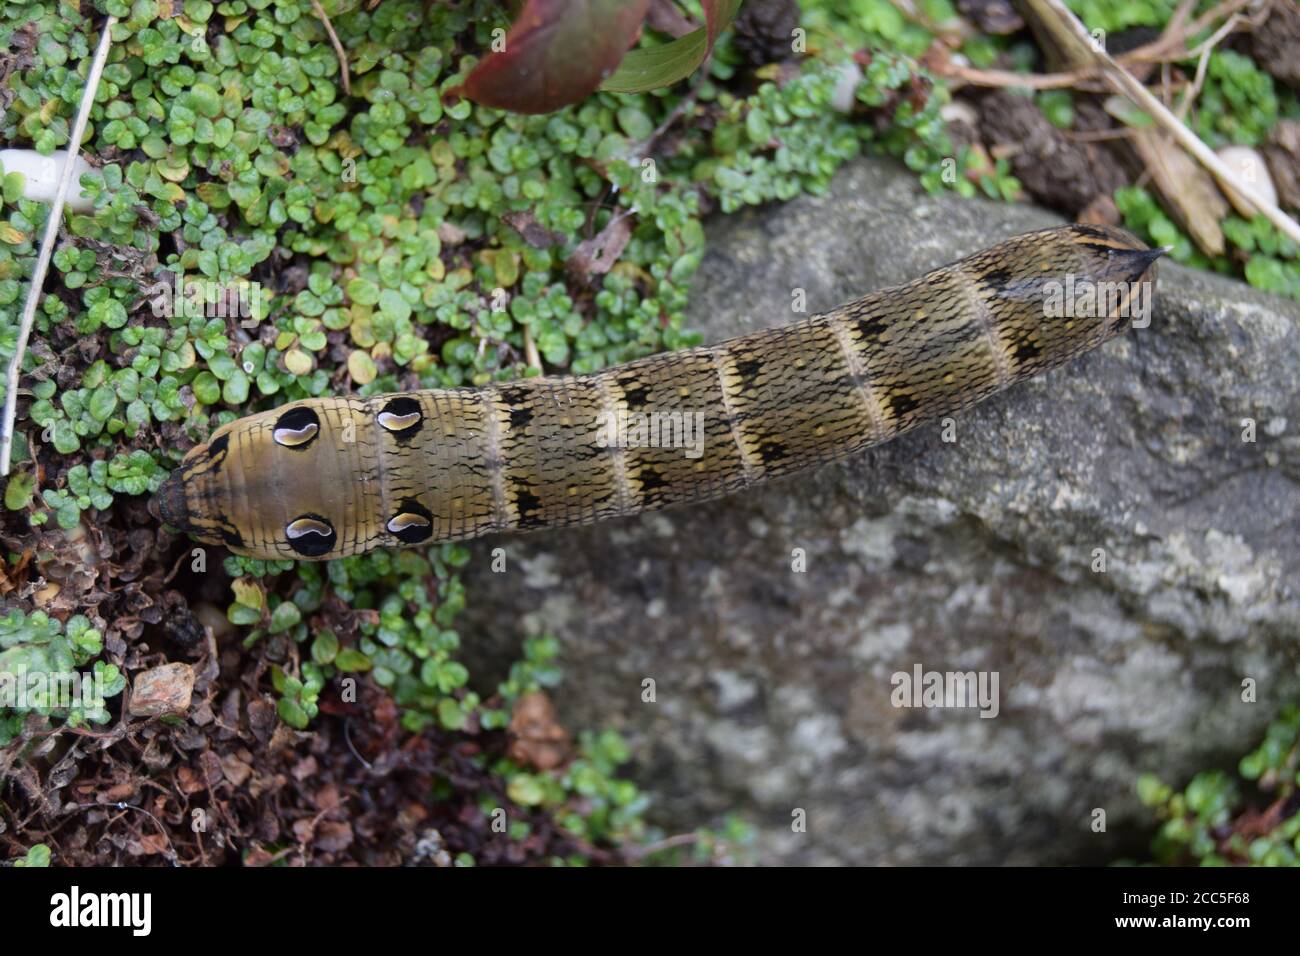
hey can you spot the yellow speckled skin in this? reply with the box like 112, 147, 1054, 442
153, 225, 1160, 560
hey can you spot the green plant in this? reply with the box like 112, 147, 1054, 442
1117, 185, 1300, 301
1064, 0, 1181, 34
1191, 50, 1280, 149
0, 610, 125, 744
1136, 707, 1300, 866
10, 843, 51, 867
1037, 89, 1075, 129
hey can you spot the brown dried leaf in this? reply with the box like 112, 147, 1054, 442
1265, 120, 1300, 213
646, 0, 697, 38
501, 210, 564, 248
315, 820, 354, 852
1128, 127, 1226, 257
507, 690, 571, 771
566, 214, 634, 285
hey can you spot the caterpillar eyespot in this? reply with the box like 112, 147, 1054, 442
153, 225, 1162, 561
377, 397, 423, 438
285, 514, 336, 557
272, 407, 321, 448
386, 499, 434, 543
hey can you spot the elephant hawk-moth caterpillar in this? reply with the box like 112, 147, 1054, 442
152, 224, 1161, 560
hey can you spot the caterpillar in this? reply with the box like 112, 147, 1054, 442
151, 224, 1161, 561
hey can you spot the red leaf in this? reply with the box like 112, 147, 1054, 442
457, 0, 652, 115
701, 0, 741, 49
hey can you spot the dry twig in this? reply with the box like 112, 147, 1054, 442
1035, 0, 1300, 245
312, 0, 352, 96
934, 0, 1264, 93
1173, 4, 1272, 121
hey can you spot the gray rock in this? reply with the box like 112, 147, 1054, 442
460, 158, 1300, 865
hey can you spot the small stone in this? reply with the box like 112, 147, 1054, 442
958, 0, 1024, 35
129, 663, 195, 717
939, 99, 978, 128
1215, 146, 1278, 219
829, 61, 862, 114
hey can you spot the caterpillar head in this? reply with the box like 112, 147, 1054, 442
151, 399, 360, 560
151, 395, 439, 560
963, 223, 1163, 378
1036, 223, 1163, 339
1060, 223, 1163, 335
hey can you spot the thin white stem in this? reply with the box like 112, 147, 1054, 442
1037, 0, 1300, 245
0, 15, 117, 476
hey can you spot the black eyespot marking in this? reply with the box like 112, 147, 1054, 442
638, 467, 669, 492
377, 396, 423, 441
273, 406, 321, 449
619, 379, 652, 409
285, 514, 337, 557
758, 441, 788, 464
509, 404, 534, 429
734, 356, 764, 380
513, 482, 545, 529
1014, 339, 1043, 363
889, 392, 921, 418
386, 498, 434, 544
856, 314, 889, 341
